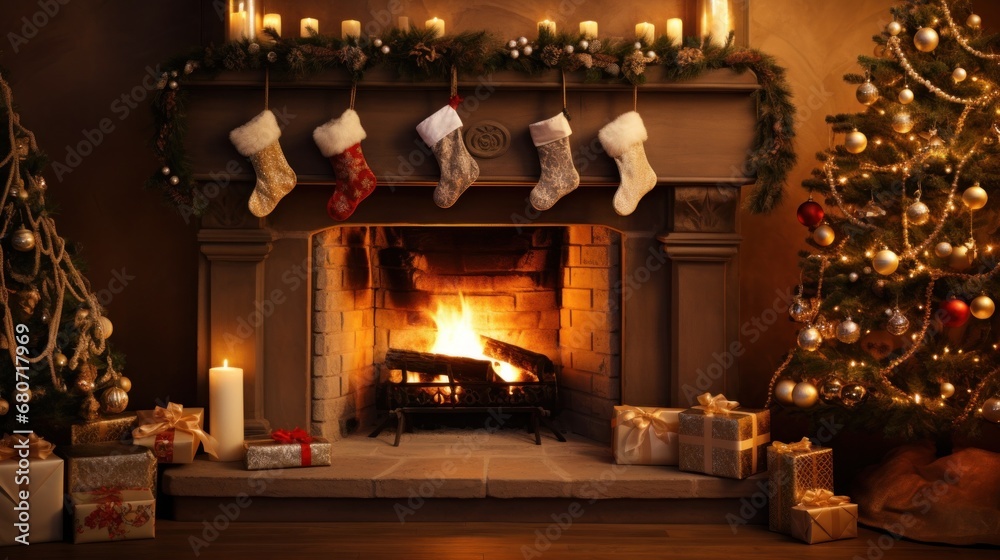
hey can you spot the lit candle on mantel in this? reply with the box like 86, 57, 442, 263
666, 18, 683, 47
341, 19, 361, 39
262, 13, 281, 36
700, 0, 732, 47
209, 359, 244, 462
425, 17, 445, 38
635, 22, 655, 44
580, 21, 598, 39
398, 16, 410, 30
228, 2, 247, 41
538, 19, 556, 35
300, 17, 318, 37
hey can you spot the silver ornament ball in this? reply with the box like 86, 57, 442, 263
510, 50, 520, 59
517, 36, 529, 46
168, 80, 178, 90
836, 318, 861, 344
940, 382, 956, 399
906, 201, 930, 225
774, 379, 797, 406
914, 27, 940, 52
849, 272, 859, 282
522, 46, 533, 56
580, 40, 590, 50
797, 326, 823, 352
898, 87, 914, 104
373, 38, 383, 47
953, 67, 968, 83
887, 21, 903, 36
169, 175, 180, 186
856, 81, 880, 106
564, 45, 575, 54
887, 308, 910, 336
793, 381, 820, 408
892, 111, 914, 134
982, 397, 1000, 423
508, 39, 518, 49
935, 242, 953, 257
380, 45, 390, 54
161, 166, 171, 176
789, 297, 813, 322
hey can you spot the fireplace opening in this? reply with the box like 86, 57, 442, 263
312, 225, 623, 443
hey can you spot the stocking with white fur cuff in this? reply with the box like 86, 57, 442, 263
230, 109, 297, 217
598, 111, 656, 216
528, 112, 580, 211
314, 109, 377, 221
417, 104, 480, 208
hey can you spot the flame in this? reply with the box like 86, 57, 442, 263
430, 296, 524, 382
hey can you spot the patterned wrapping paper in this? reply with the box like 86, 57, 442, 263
768, 438, 834, 534
243, 430, 332, 470
0, 435, 62, 546
70, 488, 155, 544
59, 443, 157, 495
612, 406, 683, 465
69, 413, 138, 445
790, 490, 858, 544
677, 394, 770, 479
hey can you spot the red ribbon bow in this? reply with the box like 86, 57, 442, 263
448, 94, 463, 109
270, 428, 314, 466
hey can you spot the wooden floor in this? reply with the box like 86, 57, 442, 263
15, 522, 998, 559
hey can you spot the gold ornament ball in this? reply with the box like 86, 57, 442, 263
967, 14, 982, 29
841, 384, 868, 407
953, 67, 968, 83
789, 297, 813, 322
935, 242, 953, 258
100, 387, 129, 414
11, 227, 36, 251
906, 201, 930, 225
774, 378, 797, 406
75, 308, 90, 322
962, 184, 988, 210
940, 382, 956, 399
813, 224, 836, 247
75, 377, 95, 394
0, 397, 8, 416
949, 245, 972, 271
820, 379, 844, 403
117, 376, 132, 392
96, 316, 113, 339
797, 325, 823, 352
892, 111, 914, 134
856, 81, 880, 106
873, 249, 900, 275
887, 21, 903, 36
981, 397, 1000, 423
793, 381, 820, 408
54, 353, 68, 368
914, 27, 940, 52
898, 87, 915, 104
971, 295, 995, 319
836, 318, 861, 343
845, 130, 868, 154
887, 309, 910, 336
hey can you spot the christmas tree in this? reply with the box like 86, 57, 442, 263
769, 0, 1000, 438
0, 71, 129, 433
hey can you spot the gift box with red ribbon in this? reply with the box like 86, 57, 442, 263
70, 487, 155, 544
132, 403, 218, 463
678, 392, 770, 479
243, 428, 331, 470
612, 406, 683, 465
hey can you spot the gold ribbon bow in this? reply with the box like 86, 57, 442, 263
772, 437, 813, 454
0, 433, 55, 460
799, 489, 851, 508
622, 409, 679, 455
132, 402, 219, 458
695, 392, 740, 416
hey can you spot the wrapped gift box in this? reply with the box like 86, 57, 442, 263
244, 428, 331, 470
612, 406, 683, 465
790, 490, 858, 544
70, 488, 155, 543
59, 443, 157, 494
768, 438, 834, 534
70, 414, 138, 445
0, 434, 62, 546
132, 404, 217, 463
678, 393, 770, 479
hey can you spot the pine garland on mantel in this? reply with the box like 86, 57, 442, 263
149, 28, 796, 216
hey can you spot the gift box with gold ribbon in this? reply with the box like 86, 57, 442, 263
612, 406, 683, 465
59, 443, 157, 495
70, 487, 155, 544
0, 434, 62, 546
243, 428, 331, 470
678, 392, 770, 479
768, 437, 834, 534
789, 489, 858, 544
132, 403, 219, 463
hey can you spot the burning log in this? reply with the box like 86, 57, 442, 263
384, 349, 493, 383
480, 336, 553, 382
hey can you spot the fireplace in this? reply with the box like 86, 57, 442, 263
188, 67, 756, 446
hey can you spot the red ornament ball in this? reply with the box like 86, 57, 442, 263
797, 200, 825, 228
940, 299, 971, 328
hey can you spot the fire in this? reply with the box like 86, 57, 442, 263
430, 296, 524, 382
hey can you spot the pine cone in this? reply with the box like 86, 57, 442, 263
541, 45, 562, 67
676, 47, 705, 67
575, 53, 593, 69
588, 39, 602, 52
223, 47, 248, 70
605, 63, 620, 77
623, 51, 647, 78
410, 43, 440, 70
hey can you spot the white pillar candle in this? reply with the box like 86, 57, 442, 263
580, 21, 598, 39
228, 5, 247, 41
341, 19, 361, 39
425, 17, 445, 38
300, 18, 318, 37
538, 19, 556, 35
667, 18, 683, 47
635, 22, 655, 43
245, 0, 256, 39
398, 16, 410, 30
262, 13, 281, 36
702, 0, 731, 47
209, 360, 244, 462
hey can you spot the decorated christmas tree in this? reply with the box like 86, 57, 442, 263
0, 71, 130, 433
769, 0, 1000, 438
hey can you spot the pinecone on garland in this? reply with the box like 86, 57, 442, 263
541, 45, 562, 67
677, 47, 705, 67
564, 53, 593, 71
623, 51, 649, 78
223, 47, 248, 70
339, 46, 368, 71
588, 39, 602, 52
